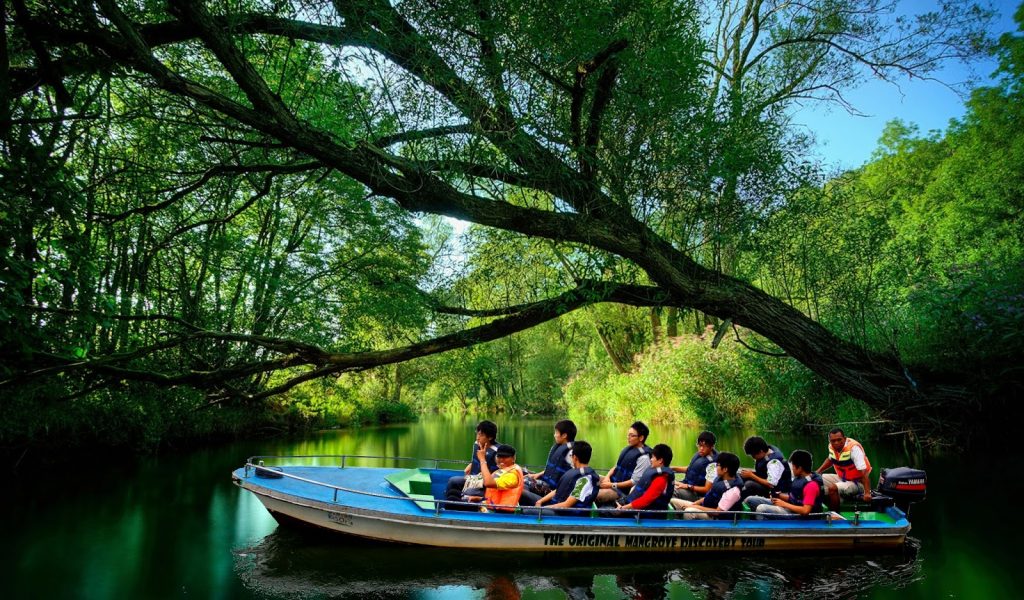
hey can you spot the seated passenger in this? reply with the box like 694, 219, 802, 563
475, 444, 524, 513
739, 436, 792, 500
445, 420, 500, 506
817, 428, 873, 510
595, 421, 652, 505
671, 430, 719, 501
532, 441, 601, 515
521, 419, 576, 505
617, 444, 675, 517
746, 450, 825, 519
673, 451, 743, 519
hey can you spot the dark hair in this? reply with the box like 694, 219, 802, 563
477, 420, 498, 441
631, 421, 650, 443
652, 443, 673, 467
555, 419, 577, 441
789, 450, 813, 473
572, 440, 593, 464
743, 436, 769, 456
828, 428, 846, 438
717, 452, 740, 477
495, 444, 516, 458
697, 431, 717, 447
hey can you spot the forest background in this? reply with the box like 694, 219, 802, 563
1, 0, 1021, 458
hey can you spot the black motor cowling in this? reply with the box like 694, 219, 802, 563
873, 467, 927, 517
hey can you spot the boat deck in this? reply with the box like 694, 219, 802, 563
232, 466, 905, 531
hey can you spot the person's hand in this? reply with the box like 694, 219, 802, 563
771, 497, 784, 506
599, 480, 613, 489
465, 495, 482, 503
862, 492, 872, 502
476, 447, 486, 461
739, 469, 751, 480
674, 481, 685, 489
535, 499, 544, 507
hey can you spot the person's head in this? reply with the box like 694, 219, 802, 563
495, 444, 516, 468
628, 421, 650, 447
789, 449, 813, 476
716, 452, 740, 478
554, 419, 577, 443
828, 428, 847, 454
696, 431, 716, 456
572, 441, 593, 465
476, 420, 498, 445
743, 436, 770, 459
651, 443, 673, 468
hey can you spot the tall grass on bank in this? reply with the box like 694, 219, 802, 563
563, 332, 876, 435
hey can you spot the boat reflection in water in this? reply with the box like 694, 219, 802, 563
234, 527, 922, 599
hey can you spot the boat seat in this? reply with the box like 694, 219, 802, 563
385, 468, 438, 510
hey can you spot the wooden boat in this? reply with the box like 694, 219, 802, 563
232, 455, 913, 552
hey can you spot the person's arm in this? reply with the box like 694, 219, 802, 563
536, 489, 556, 506
815, 458, 832, 474
478, 448, 498, 488
852, 446, 872, 501
739, 468, 769, 487
551, 496, 579, 509
690, 486, 740, 512
599, 467, 617, 488
772, 482, 819, 515
621, 476, 668, 510
629, 455, 651, 487
671, 465, 687, 473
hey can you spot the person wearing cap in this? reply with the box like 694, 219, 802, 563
472, 444, 524, 513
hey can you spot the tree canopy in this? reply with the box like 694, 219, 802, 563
1, 0, 1008, 438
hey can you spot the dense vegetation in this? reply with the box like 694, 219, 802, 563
1, 1, 1020, 456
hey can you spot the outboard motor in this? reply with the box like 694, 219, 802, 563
873, 467, 927, 518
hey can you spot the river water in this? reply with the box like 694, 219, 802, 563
2, 415, 1019, 598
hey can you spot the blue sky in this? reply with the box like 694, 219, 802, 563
794, 0, 1020, 170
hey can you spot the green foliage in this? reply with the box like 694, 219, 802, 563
562, 334, 857, 433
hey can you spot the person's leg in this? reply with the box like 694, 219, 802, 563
671, 498, 697, 510
741, 481, 770, 500
754, 504, 795, 520
743, 496, 773, 511
673, 487, 700, 501
520, 489, 542, 506
835, 480, 863, 502
683, 507, 709, 520
446, 476, 466, 500
595, 487, 621, 505
822, 474, 841, 511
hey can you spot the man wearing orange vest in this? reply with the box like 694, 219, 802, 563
472, 444, 524, 513
816, 428, 872, 510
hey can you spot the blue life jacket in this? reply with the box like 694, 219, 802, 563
610, 444, 652, 484
469, 442, 500, 475
540, 441, 574, 489
703, 474, 743, 511
623, 466, 675, 511
789, 472, 825, 518
552, 466, 601, 515
682, 449, 719, 486
756, 445, 793, 493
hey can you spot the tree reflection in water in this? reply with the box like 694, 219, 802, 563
234, 528, 922, 599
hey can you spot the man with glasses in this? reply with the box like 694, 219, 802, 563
672, 431, 719, 502
595, 421, 652, 505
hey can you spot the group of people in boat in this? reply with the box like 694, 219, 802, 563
444, 420, 874, 518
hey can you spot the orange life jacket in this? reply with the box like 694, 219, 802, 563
828, 438, 871, 482
484, 465, 524, 512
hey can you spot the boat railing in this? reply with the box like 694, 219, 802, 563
239, 455, 847, 524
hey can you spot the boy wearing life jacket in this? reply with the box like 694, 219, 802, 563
671, 430, 719, 502
739, 436, 792, 501
473, 444, 524, 513
747, 450, 825, 519
445, 420, 500, 505
596, 421, 653, 505
532, 441, 601, 515
673, 451, 743, 519
521, 419, 576, 505
617, 444, 675, 517
816, 428, 872, 510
